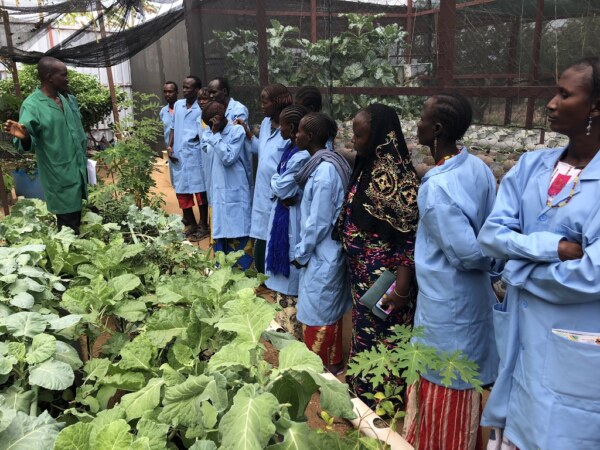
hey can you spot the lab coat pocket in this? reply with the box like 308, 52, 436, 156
416, 292, 456, 353
556, 224, 583, 243
543, 331, 600, 449
543, 331, 600, 401
545, 403, 600, 449
492, 302, 510, 364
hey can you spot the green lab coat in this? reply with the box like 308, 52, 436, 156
16, 88, 88, 214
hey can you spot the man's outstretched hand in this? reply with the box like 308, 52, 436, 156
3, 120, 29, 140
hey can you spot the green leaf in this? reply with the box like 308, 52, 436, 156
270, 372, 317, 421
188, 441, 217, 450
93, 419, 132, 450
207, 343, 252, 370
0, 356, 14, 375
144, 307, 188, 348
26, 333, 56, 364
7, 342, 25, 361
96, 386, 118, 410
0, 386, 35, 413
267, 421, 313, 450
216, 295, 275, 346
113, 300, 147, 322
107, 274, 141, 300
218, 384, 279, 450
83, 358, 110, 383
119, 335, 156, 371
158, 375, 215, 427
309, 373, 356, 420
47, 314, 82, 331
159, 363, 185, 386
136, 419, 169, 450
276, 341, 323, 374
101, 372, 146, 390
9, 292, 34, 309
54, 341, 83, 370
53, 422, 93, 450
119, 378, 164, 421
130, 437, 151, 450
89, 407, 126, 443
4, 312, 47, 337
29, 359, 75, 390
0, 410, 63, 449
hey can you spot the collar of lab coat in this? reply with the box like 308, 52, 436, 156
422, 146, 468, 183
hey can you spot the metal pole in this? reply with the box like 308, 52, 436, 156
504, 16, 521, 125
525, 0, 544, 129
96, 1, 121, 138
310, 0, 317, 43
2, 9, 22, 97
436, 0, 456, 88
256, 0, 269, 87
406, 0, 413, 63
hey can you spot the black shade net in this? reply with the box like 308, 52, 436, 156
1, 1, 183, 68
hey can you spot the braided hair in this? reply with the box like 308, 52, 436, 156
569, 57, 600, 100
280, 105, 309, 135
295, 85, 322, 112
429, 92, 473, 141
301, 112, 333, 147
262, 83, 293, 120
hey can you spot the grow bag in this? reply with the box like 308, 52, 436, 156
12, 169, 46, 200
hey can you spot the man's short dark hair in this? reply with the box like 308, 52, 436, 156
164, 81, 178, 91
185, 75, 202, 89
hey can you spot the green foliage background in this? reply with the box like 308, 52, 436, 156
0, 65, 120, 132
214, 14, 423, 121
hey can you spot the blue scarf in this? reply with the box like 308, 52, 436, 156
266, 143, 299, 277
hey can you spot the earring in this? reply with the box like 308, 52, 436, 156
587, 116, 592, 136
434, 136, 438, 154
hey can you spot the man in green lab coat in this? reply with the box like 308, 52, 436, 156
3, 57, 88, 233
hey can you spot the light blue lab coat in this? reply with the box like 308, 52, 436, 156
200, 122, 251, 239
225, 98, 249, 123
159, 104, 173, 147
160, 104, 175, 185
249, 118, 290, 240
265, 149, 311, 296
295, 160, 352, 326
478, 147, 600, 450
413, 148, 499, 389
170, 99, 204, 193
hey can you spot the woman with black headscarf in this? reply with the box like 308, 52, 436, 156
340, 103, 420, 407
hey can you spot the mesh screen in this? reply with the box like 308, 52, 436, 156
1, 1, 183, 68
188, 0, 600, 128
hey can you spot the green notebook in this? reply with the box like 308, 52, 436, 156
358, 270, 396, 320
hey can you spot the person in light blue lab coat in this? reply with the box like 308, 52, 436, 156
168, 75, 209, 241
265, 104, 310, 340
237, 84, 293, 273
207, 77, 249, 123
479, 58, 600, 450
404, 93, 499, 450
292, 112, 352, 373
159, 81, 178, 185
201, 101, 253, 270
